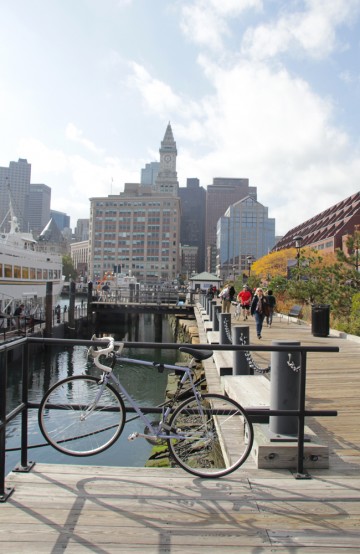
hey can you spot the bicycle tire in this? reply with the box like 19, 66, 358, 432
167, 393, 253, 478
38, 375, 126, 456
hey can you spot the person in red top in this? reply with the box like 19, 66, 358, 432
237, 286, 252, 320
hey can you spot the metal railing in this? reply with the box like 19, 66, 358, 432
0, 336, 338, 502
0, 304, 88, 341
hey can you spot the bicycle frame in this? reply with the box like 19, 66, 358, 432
98, 354, 204, 441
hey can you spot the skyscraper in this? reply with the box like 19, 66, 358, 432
28, 183, 51, 236
179, 178, 206, 272
50, 210, 71, 231
217, 196, 275, 280
0, 158, 31, 232
141, 162, 160, 186
205, 177, 255, 272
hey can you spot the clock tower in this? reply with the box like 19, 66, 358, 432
155, 122, 179, 196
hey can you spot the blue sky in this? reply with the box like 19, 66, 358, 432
1, 0, 359, 233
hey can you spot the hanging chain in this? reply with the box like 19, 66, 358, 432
223, 315, 233, 343
238, 332, 271, 374
287, 353, 301, 372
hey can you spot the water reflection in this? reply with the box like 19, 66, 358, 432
5, 314, 178, 474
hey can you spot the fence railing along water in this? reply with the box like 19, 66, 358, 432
0, 336, 338, 502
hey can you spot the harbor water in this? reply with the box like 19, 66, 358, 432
5, 313, 180, 475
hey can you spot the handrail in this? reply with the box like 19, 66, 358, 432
0, 336, 339, 501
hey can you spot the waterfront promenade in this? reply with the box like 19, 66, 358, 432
1, 303, 360, 551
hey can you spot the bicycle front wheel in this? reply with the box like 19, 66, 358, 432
38, 375, 126, 456
168, 393, 253, 478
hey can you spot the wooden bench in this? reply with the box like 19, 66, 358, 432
288, 304, 303, 324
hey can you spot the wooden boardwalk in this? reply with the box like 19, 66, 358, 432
1, 304, 360, 552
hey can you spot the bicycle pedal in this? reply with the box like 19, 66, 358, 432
128, 432, 139, 441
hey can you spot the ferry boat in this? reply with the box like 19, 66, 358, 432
0, 205, 63, 315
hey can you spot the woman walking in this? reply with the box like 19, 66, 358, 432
251, 288, 269, 339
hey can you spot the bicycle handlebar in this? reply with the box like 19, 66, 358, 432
88, 335, 116, 372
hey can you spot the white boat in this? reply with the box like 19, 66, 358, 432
96, 271, 138, 300
0, 204, 63, 315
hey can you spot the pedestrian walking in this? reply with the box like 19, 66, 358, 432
265, 289, 276, 327
219, 284, 231, 313
237, 285, 252, 320
251, 288, 269, 339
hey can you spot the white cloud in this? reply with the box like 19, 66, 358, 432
127, 62, 182, 114
126, 62, 204, 119
66, 123, 104, 155
241, 0, 360, 61
172, 54, 358, 233
16, 137, 139, 226
180, 0, 263, 51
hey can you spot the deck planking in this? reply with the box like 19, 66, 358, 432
1, 304, 360, 552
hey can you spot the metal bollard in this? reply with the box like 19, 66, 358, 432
269, 340, 301, 437
210, 299, 217, 321
213, 305, 222, 331
219, 313, 232, 344
232, 326, 250, 375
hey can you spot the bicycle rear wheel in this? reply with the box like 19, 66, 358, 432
168, 393, 253, 478
38, 375, 125, 456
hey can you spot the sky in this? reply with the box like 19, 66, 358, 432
1, 0, 360, 235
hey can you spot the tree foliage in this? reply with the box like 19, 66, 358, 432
247, 236, 360, 334
62, 255, 77, 281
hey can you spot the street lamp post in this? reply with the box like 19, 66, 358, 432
246, 255, 253, 278
294, 235, 303, 279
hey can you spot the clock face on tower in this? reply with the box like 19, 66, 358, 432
164, 154, 172, 164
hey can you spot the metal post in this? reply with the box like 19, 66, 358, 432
232, 326, 250, 375
269, 340, 301, 437
129, 283, 135, 302
69, 281, 76, 329
0, 349, 14, 501
87, 281, 93, 320
45, 281, 53, 336
14, 341, 35, 474
210, 299, 217, 321
219, 313, 232, 344
213, 305, 221, 331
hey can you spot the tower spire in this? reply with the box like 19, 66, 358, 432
155, 123, 179, 196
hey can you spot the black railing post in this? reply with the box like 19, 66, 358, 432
14, 340, 35, 474
69, 281, 76, 328
0, 348, 14, 501
45, 281, 53, 336
87, 281, 93, 320
295, 350, 310, 479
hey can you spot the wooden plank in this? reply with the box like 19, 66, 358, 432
222, 375, 270, 408
1, 304, 360, 552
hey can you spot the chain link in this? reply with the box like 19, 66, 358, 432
214, 306, 298, 374
223, 315, 233, 343
238, 332, 271, 374
287, 354, 301, 372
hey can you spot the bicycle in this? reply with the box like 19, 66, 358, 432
232, 301, 241, 320
38, 336, 254, 478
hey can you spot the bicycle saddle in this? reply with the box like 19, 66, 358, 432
179, 347, 213, 361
